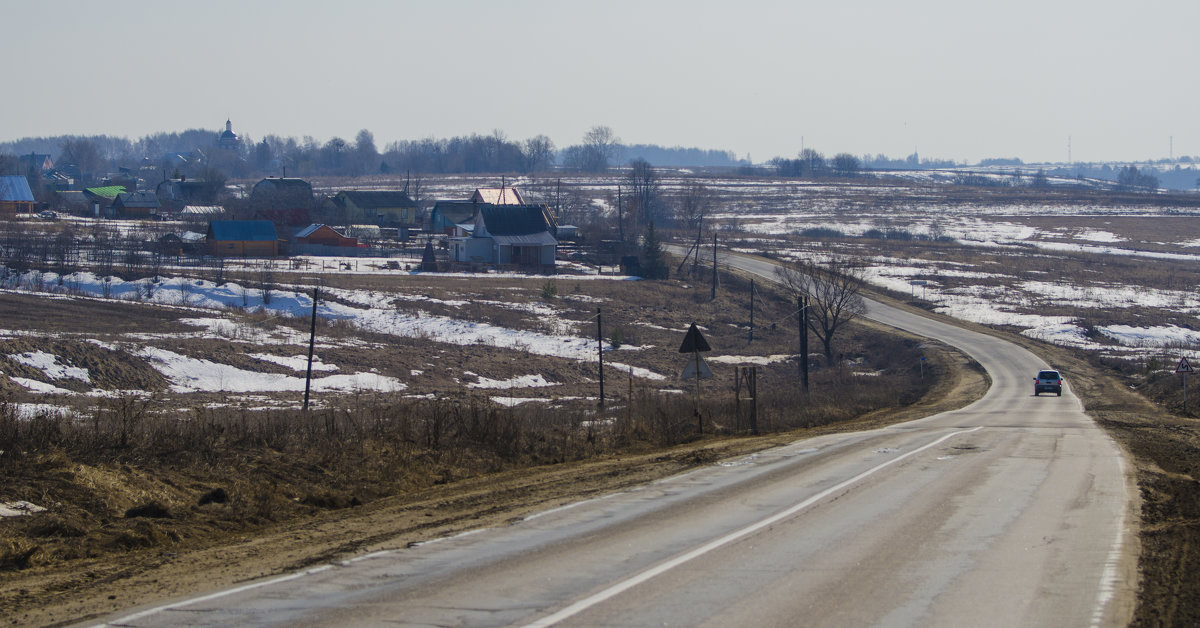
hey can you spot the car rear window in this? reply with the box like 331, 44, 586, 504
1038, 371, 1060, 380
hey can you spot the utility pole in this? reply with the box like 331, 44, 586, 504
303, 287, 319, 411
711, 233, 719, 300
597, 307, 604, 408
749, 278, 755, 343
799, 295, 809, 392
749, 366, 758, 435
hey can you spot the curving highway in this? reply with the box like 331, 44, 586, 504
96, 251, 1136, 628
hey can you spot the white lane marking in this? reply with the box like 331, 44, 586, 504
96, 565, 334, 627
521, 427, 983, 627
1091, 450, 1129, 628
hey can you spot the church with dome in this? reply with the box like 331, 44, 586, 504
217, 119, 240, 151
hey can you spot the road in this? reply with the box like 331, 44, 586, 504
96, 251, 1136, 628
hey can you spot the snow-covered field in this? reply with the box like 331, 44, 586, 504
0, 265, 656, 411
4, 175, 1199, 410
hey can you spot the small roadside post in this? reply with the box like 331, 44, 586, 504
680, 322, 713, 433
910, 279, 927, 301
597, 308, 604, 409
1177, 357, 1193, 408
303, 286, 319, 411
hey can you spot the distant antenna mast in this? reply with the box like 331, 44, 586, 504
1170, 136, 1174, 161
1067, 135, 1072, 164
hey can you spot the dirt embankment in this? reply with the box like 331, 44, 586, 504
0, 337, 985, 627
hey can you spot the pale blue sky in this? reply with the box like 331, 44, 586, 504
3, 0, 1197, 163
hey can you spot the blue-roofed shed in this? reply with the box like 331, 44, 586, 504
0, 175, 36, 216
206, 220, 280, 257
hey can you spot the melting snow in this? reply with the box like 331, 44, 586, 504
9, 351, 90, 382
137, 347, 404, 394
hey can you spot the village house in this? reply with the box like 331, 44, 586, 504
156, 177, 220, 206
294, 223, 357, 248
82, 185, 126, 217
111, 191, 160, 219
206, 220, 280, 257
429, 200, 476, 236
450, 204, 558, 271
18, 153, 54, 175
326, 190, 418, 231
251, 177, 312, 205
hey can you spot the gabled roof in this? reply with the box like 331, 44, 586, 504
83, 185, 127, 200
180, 205, 225, 216
0, 175, 35, 202
207, 220, 279, 242
295, 224, 322, 238
471, 187, 524, 205
254, 177, 311, 191
431, 200, 476, 224
336, 190, 415, 209
478, 205, 555, 236
115, 191, 160, 208
296, 223, 349, 239
18, 154, 53, 170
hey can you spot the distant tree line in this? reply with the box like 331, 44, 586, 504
0, 124, 745, 189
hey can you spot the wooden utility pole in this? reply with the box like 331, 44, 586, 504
711, 233, 719, 300
597, 308, 604, 408
627, 366, 633, 426
749, 278, 755, 343
303, 287, 319, 411
799, 295, 809, 392
749, 366, 759, 435
693, 345, 703, 433
734, 367, 742, 431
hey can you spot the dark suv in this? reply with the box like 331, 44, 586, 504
1034, 370, 1063, 396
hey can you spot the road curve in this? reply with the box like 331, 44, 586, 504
95, 251, 1136, 628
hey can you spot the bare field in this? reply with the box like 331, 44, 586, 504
0, 264, 961, 626
4, 173, 1200, 624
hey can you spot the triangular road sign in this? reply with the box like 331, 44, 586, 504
681, 356, 714, 380
1177, 357, 1194, 374
679, 323, 712, 353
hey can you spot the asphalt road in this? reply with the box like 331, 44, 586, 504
96, 251, 1136, 628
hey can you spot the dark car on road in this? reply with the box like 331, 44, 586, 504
1034, 369, 1063, 396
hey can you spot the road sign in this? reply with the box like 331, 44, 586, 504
681, 356, 714, 380
1177, 357, 1194, 374
679, 323, 712, 353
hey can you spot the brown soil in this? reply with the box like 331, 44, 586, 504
0, 332, 986, 627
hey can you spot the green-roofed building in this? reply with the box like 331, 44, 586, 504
83, 185, 127, 217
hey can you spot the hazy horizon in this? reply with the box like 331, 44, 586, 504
3, 0, 1197, 165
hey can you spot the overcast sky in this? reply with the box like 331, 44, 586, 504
4, 0, 1197, 164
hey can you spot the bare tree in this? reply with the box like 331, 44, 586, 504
353, 129, 379, 176
799, 148, 826, 177
831, 153, 861, 177
522, 135, 556, 173
626, 158, 660, 226
572, 125, 619, 172
58, 138, 107, 184
675, 181, 713, 235
775, 257, 867, 363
